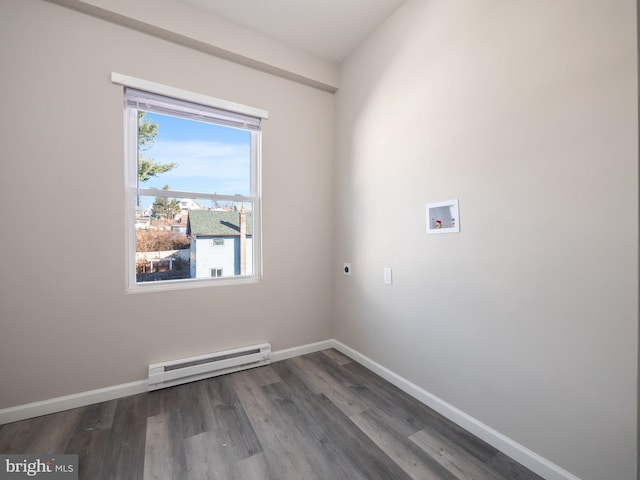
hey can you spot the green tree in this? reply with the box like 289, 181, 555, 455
151, 185, 181, 220
138, 111, 177, 182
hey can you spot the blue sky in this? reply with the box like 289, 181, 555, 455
139, 111, 251, 209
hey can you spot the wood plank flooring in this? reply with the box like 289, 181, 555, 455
0, 349, 544, 480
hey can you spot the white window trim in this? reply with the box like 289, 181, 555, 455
114, 73, 265, 293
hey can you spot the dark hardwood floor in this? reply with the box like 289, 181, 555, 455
0, 349, 544, 479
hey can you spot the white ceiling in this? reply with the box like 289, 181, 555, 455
179, 0, 406, 63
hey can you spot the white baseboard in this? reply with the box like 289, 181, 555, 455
0, 380, 147, 425
331, 340, 581, 480
270, 339, 335, 362
0, 338, 581, 480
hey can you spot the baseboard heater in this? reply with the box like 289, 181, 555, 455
148, 343, 271, 391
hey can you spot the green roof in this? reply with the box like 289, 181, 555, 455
187, 210, 253, 236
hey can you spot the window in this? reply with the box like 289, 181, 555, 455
113, 74, 267, 291
210, 268, 223, 278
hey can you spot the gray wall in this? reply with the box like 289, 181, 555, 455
0, 0, 334, 407
332, 1, 638, 479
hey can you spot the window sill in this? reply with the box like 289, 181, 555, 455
126, 275, 262, 294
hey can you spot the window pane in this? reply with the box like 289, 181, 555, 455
135, 196, 254, 283
138, 111, 251, 196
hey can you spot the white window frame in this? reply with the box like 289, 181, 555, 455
112, 73, 267, 293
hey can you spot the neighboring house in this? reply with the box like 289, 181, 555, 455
147, 214, 188, 232
141, 205, 153, 218
186, 209, 253, 278
178, 198, 202, 216
171, 214, 189, 234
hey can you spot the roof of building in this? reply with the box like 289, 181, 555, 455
187, 209, 253, 236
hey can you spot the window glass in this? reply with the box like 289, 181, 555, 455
125, 87, 262, 290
